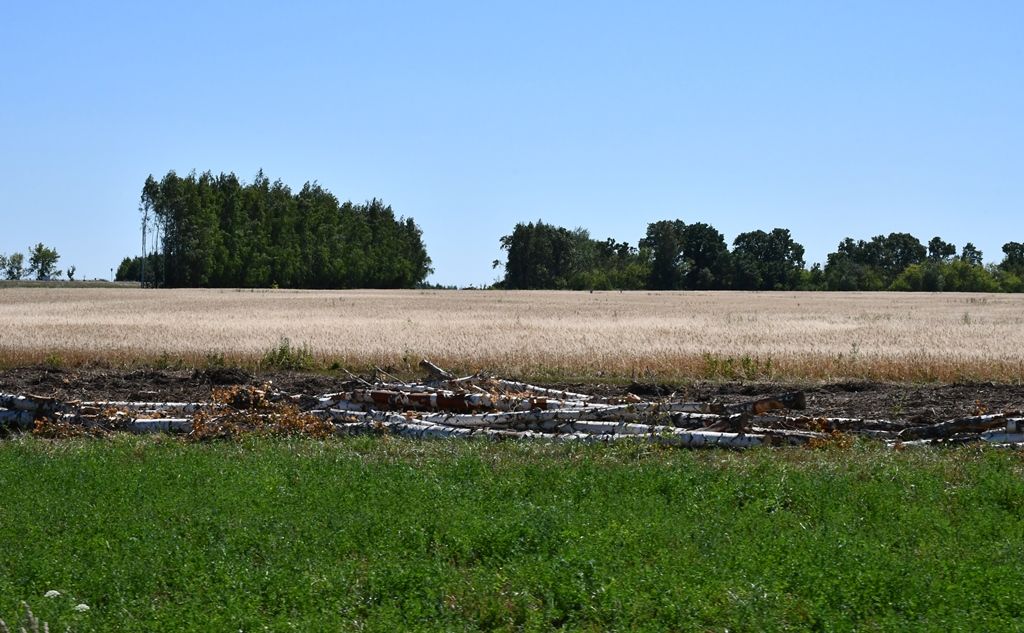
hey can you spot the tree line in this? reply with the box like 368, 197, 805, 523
116, 170, 433, 288
0, 244, 72, 281
493, 220, 1024, 292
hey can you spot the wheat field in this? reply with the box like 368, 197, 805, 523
1, 287, 1022, 381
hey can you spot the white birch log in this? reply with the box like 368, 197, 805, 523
751, 415, 905, 433
310, 397, 367, 412
324, 410, 430, 426
652, 429, 765, 448
76, 402, 206, 415
324, 415, 765, 448
749, 427, 828, 444
330, 422, 364, 436
670, 412, 742, 428
492, 380, 599, 403
578, 402, 734, 417
898, 412, 1021, 440
980, 430, 1024, 444
582, 402, 717, 419
0, 394, 60, 414
48, 412, 194, 434
380, 419, 473, 440
561, 421, 665, 435
124, 418, 194, 433
721, 391, 807, 415
856, 429, 901, 440
888, 435, 982, 448
367, 383, 435, 394
416, 409, 584, 428
345, 388, 597, 413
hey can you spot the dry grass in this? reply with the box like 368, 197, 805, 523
1, 287, 1023, 382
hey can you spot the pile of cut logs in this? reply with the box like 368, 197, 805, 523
2, 360, 1022, 448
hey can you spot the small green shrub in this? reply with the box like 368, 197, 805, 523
260, 337, 315, 370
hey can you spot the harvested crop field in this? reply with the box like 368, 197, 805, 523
2, 287, 1024, 382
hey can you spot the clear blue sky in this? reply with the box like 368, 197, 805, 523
1, 1, 1021, 285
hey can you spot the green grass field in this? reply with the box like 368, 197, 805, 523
1, 437, 1022, 631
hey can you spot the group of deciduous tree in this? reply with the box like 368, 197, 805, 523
0, 244, 66, 281
116, 171, 433, 288
493, 220, 1024, 292
821, 235, 1023, 292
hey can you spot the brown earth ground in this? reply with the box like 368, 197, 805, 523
1, 366, 1020, 424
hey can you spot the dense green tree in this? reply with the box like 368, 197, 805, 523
116, 254, 163, 284
942, 260, 999, 292
927, 237, 956, 262
824, 233, 926, 290
890, 263, 944, 291
639, 220, 730, 290
638, 220, 687, 290
823, 239, 884, 290
132, 171, 432, 288
589, 238, 650, 290
27, 243, 61, 280
875, 233, 927, 282
730, 228, 806, 290
491, 220, 1023, 293
496, 221, 590, 289
799, 263, 826, 291
1000, 242, 1024, 275
961, 243, 983, 266
3, 252, 25, 280
494, 221, 649, 290
680, 223, 731, 290
883, 258, 1000, 293
993, 268, 1024, 292
115, 256, 135, 282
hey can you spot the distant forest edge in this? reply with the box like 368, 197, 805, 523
492, 221, 1024, 292
107, 171, 1024, 292
116, 170, 432, 288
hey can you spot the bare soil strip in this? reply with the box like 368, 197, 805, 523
3, 365, 1022, 446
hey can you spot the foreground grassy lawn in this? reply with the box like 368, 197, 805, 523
1, 437, 1022, 631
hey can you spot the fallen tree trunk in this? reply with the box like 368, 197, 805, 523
720, 391, 807, 415
898, 412, 1020, 440
0, 409, 36, 429
889, 434, 984, 448
492, 379, 600, 403
124, 418, 195, 433
346, 388, 602, 413
752, 415, 906, 435
749, 427, 828, 444
980, 431, 1024, 444
0, 393, 60, 415
328, 418, 766, 448
77, 401, 206, 415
